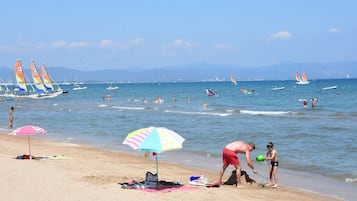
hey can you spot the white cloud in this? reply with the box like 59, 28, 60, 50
51, 40, 67, 48
69, 41, 92, 48
161, 39, 196, 57
98, 38, 144, 48
130, 38, 144, 45
328, 28, 340, 33
172, 39, 195, 48
269, 31, 293, 40
215, 44, 227, 49
1, 38, 144, 52
51, 40, 92, 48
51, 39, 143, 49
0, 40, 44, 52
214, 43, 237, 50
99, 39, 113, 47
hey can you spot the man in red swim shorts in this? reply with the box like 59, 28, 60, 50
218, 141, 257, 188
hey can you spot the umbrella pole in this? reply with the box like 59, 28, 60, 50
28, 136, 32, 160
155, 155, 159, 183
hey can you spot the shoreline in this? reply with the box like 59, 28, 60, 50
0, 133, 345, 201
151, 149, 356, 201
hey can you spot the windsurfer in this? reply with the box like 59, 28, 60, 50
206, 88, 217, 96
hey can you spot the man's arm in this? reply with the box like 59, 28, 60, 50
245, 151, 257, 173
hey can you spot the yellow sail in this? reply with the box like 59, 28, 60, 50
14, 59, 28, 92
301, 71, 308, 82
230, 74, 237, 85
41, 64, 55, 92
30, 60, 46, 93
295, 71, 310, 85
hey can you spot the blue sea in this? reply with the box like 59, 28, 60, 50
1, 79, 356, 200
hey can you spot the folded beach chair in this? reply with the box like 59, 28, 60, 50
145, 171, 158, 188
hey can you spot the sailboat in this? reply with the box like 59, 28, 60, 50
41, 64, 68, 94
30, 60, 64, 99
106, 84, 119, 90
14, 59, 29, 94
295, 71, 310, 85
30, 60, 47, 95
230, 74, 238, 85
13, 59, 37, 98
0, 79, 15, 98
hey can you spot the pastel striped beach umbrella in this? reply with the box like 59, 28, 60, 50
9, 125, 47, 159
123, 127, 185, 175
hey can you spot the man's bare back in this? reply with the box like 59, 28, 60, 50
225, 141, 250, 154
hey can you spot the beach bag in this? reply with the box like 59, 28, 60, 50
188, 175, 209, 186
145, 171, 158, 187
223, 170, 255, 185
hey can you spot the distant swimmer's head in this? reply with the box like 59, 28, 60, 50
10, 106, 14, 111
267, 142, 274, 148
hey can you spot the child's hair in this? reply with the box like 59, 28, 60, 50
267, 142, 274, 148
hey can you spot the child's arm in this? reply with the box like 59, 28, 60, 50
265, 150, 276, 160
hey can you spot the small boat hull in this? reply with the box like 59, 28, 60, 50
322, 86, 337, 90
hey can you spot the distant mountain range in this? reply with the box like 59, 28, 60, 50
0, 61, 356, 83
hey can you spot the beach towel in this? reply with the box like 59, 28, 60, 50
120, 180, 199, 192
14, 154, 72, 160
136, 184, 199, 192
15, 154, 32, 160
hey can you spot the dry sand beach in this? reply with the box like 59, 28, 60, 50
0, 134, 341, 201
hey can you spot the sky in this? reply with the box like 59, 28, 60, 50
1, 0, 356, 71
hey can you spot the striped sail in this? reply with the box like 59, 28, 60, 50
30, 60, 46, 94
295, 72, 301, 82
41, 64, 55, 92
14, 59, 28, 92
230, 74, 237, 85
301, 71, 308, 82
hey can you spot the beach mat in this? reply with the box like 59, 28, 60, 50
120, 180, 200, 192
136, 185, 199, 193
15, 154, 72, 160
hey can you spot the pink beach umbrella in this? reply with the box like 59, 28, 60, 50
9, 125, 47, 159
